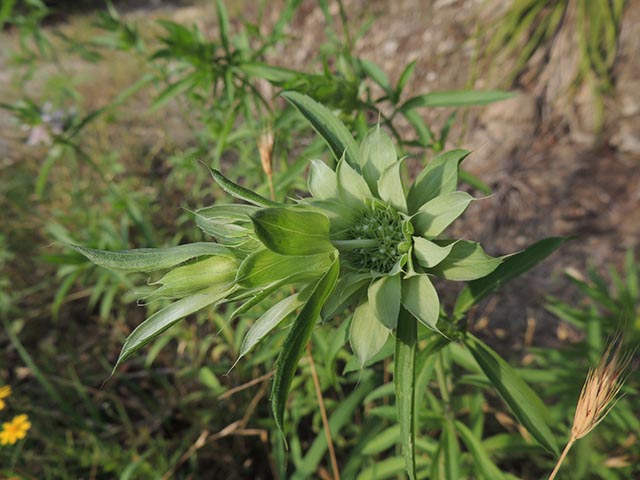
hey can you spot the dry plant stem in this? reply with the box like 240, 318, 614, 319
307, 342, 341, 480
548, 437, 576, 480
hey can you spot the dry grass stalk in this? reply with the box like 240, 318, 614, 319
258, 125, 275, 200
548, 339, 634, 480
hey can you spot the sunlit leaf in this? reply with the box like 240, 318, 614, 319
281, 91, 359, 167
378, 161, 407, 213
412, 237, 455, 268
412, 191, 473, 237
407, 149, 470, 213
308, 159, 338, 200
360, 126, 397, 191
337, 158, 373, 209
210, 168, 279, 207
428, 240, 501, 281
251, 207, 334, 255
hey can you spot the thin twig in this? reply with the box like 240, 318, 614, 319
217, 371, 274, 400
307, 342, 340, 480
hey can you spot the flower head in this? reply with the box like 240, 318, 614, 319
0, 385, 11, 411
0, 414, 31, 446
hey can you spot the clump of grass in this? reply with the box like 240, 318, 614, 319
548, 337, 635, 480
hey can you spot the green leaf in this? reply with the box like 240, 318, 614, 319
147, 255, 237, 299
401, 275, 440, 331
360, 126, 397, 192
428, 240, 501, 281
412, 191, 473, 237
400, 90, 517, 110
115, 284, 233, 369
308, 159, 338, 200
395, 60, 417, 100
235, 248, 332, 288
350, 298, 390, 367
368, 274, 401, 329
272, 259, 340, 434
215, 0, 231, 54
238, 291, 305, 360
337, 158, 372, 209
237, 62, 299, 83
455, 421, 505, 480
407, 149, 470, 213
210, 168, 280, 207
251, 207, 334, 255
395, 307, 417, 480
194, 204, 256, 242
378, 161, 407, 213
442, 418, 460, 480
68, 243, 233, 273
464, 335, 559, 455
412, 237, 455, 268
322, 272, 371, 319
454, 237, 570, 318
281, 91, 359, 168
360, 59, 392, 96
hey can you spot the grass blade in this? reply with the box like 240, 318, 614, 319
464, 334, 559, 455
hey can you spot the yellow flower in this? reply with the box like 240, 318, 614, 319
0, 385, 11, 411
0, 414, 31, 446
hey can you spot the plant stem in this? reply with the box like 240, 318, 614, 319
548, 437, 576, 480
306, 342, 341, 480
331, 239, 378, 251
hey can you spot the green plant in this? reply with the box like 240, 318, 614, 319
69, 93, 570, 478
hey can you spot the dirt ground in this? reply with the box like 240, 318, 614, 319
2, 0, 639, 351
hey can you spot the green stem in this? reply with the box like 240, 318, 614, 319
331, 239, 378, 251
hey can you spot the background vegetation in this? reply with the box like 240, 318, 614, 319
0, 0, 637, 478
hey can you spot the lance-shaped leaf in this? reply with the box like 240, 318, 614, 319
308, 159, 338, 200
401, 275, 440, 331
412, 237, 455, 268
251, 207, 334, 256
322, 272, 371, 319
465, 335, 559, 455
194, 204, 256, 242
281, 91, 359, 168
378, 160, 407, 213
236, 248, 332, 288
368, 274, 401, 329
350, 298, 390, 367
238, 290, 307, 360
399, 90, 516, 110
360, 126, 397, 192
407, 149, 470, 213
272, 259, 340, 434
337, 158, 373, 209
395, 307, 417, 480
209, 168, 279, 207
454, 237, 570, 318
412, 191, 473, 237
428, 240, 501, 281
115, 283, 234, 369
147, 255, 237, 299
68, 242, 233, 273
